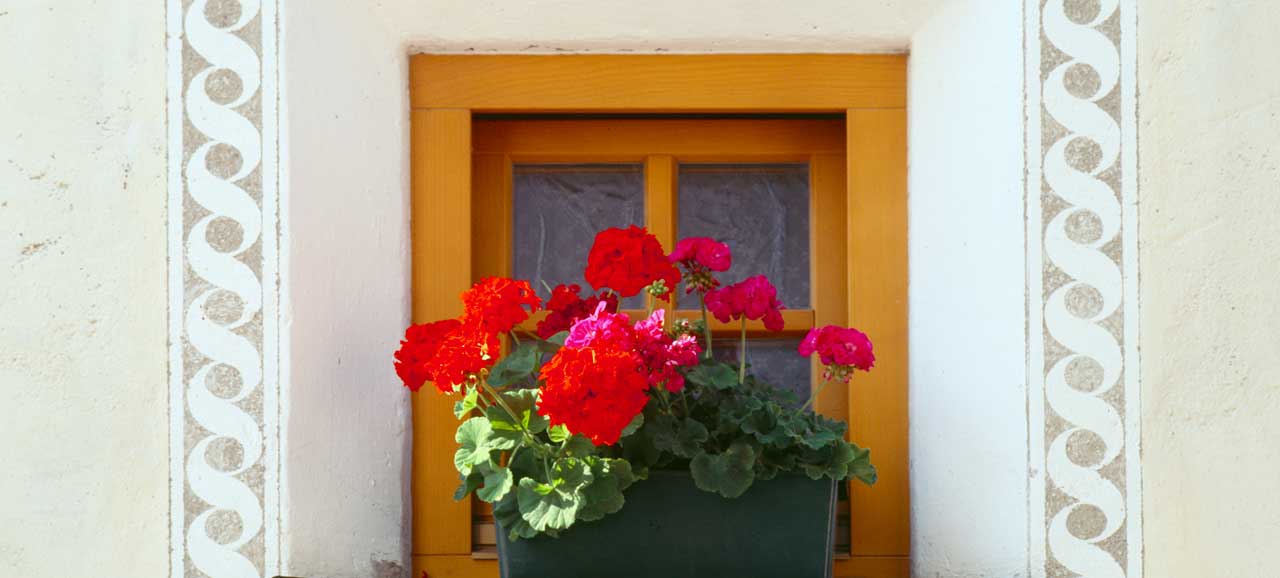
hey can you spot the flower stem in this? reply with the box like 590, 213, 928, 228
699, 293, 713, 360
481, 381, 549, 457
738, 316, 747, 385
797, 376, 832, 415
653, 385, 675, 414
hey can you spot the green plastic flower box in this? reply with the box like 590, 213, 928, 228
496, 470, 837, 578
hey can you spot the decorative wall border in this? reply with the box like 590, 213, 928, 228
1026, 0, 1142, 577
168, 1, 282, 577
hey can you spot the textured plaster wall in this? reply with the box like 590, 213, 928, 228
907, 1, 1029, 576
1139, 2, 1280, 576
0, 2, 169, 577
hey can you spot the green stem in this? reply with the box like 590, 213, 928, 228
653, 385, 675, 414
738, 316, 748, 385
699, 293, 714, 360
481, 381, 550, 457
797, 376, 833, 416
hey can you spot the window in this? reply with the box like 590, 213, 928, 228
411, 55, 907, 578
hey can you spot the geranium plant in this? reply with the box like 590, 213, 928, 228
394, 226, 877, 540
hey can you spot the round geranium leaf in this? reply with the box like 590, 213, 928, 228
476, 463, 514, 503
690, 441, 756, 498
517, 478, 582, 532
453, 417, 492, 476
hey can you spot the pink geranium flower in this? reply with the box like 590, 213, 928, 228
798, 325, 875, 382
668, 237, 732, 272
705, 275, 785, 332
633, 309, 703, 392
564, 301, 635, 350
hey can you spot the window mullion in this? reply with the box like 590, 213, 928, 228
644, 154, 678, 310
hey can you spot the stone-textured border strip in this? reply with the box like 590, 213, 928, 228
1026, 0, 1142, 576
168, 0, 282, 577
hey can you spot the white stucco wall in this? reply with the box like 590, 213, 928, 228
9, 0, 1280, 576
1139, 2, 1280, 577
0, 2, 169, 577
907, 2, 1030, 576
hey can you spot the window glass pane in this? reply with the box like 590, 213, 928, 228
677, 163, 810, 308
513, 164, 645, 309
713, 338, 811, 406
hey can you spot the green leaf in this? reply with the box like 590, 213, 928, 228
453, 417, 492, 476
650, 414, 709, 457
487, 389, 550, 449
677, 420, 709, 453
562, 435, 596, 458
517, 478, 582, 532
453, 471, 483, 501
685, 362, 739, 390
535, 335, 565, 353
648, 414, 679, 452
494, 492, 538, 540
690, 441, 757, 498
665, 418, 709, 459
846, 443, 877, 486
485, 406, 521, 451
621, 413, 645, 438
551, 457, 594, 492
488, 342, 541, 387
452, 386, 479, 419
620, 429, 659, 476
506, 446, 540, 481
577, 458, 632, 522
476, 463, 514, 503
548, 424, 571, 443
799, 428, 844, 450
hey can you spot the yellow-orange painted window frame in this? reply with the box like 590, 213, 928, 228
411, 54, 907, 578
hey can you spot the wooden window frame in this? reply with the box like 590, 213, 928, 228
411, 54, 908, 578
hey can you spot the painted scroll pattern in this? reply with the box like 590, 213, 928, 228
171, 0, 279, 576
1034, 0, 1139, 576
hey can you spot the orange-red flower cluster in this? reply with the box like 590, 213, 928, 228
539, 302, 701, 444
394, 319, 461, 392
393, 277, 539, 393
462, 277, 542, 334
584, 226, 680, 300
537, 346, 651, 446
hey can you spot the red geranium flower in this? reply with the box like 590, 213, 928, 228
423, 321, 501, 393
535, 283, 620, 339
798, 325, 874, 382
394, 319, 462, 392
584, 226, 680, 300
705, 275, 786, 332
462, 277, 541, 334
538, 345, 651, 445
